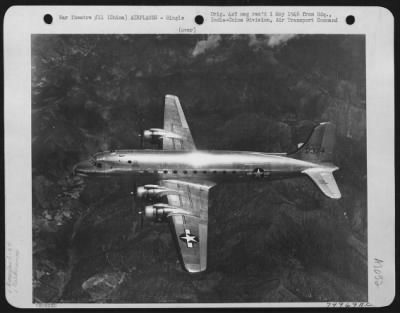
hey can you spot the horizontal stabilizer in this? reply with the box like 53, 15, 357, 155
302, 167, 341, 199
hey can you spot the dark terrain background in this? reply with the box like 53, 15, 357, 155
32, 34, 367, 303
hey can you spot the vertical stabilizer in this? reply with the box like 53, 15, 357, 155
290, 122, 336, 163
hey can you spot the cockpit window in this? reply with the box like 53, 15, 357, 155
95, 162, 102, 168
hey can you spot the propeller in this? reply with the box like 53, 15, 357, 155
130, 181, 137, 208
138, 210, 144, 228
137, 112, 145, 149
157, 136, 163, 150
138, 129, 144, 149
130, 181, 144, 230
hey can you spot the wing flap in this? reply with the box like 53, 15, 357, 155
302, 167, 341, 199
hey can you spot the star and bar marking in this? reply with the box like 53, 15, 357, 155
253, 168, 264, 177
179, 229, 199, 248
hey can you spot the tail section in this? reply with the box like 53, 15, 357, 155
290, 122, 336, 163
302, 167, 341, 199
290, 122, 341, 199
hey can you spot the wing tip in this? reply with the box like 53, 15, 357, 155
165, 94, 179, 101
329, 192, 342, 199
183, 263, 206, 273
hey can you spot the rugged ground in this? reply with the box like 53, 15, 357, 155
32, 34, 367, 303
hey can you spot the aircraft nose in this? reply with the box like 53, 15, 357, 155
72, 164, 77, 175
73, 160, 93, 176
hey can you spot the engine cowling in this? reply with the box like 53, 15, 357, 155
142, 128, 182, 144
137, 186, 160, 200
136, 185, 178, 201
144, 204, 172, 222
144, 203, 190, 222
143, 129, 160, 143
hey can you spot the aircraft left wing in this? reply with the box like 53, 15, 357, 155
163, 95, 196, 151
159, 179, 214, 273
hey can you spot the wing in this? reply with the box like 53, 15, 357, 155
302, 167, 341, 199
160, 179, 214, 273
163, 95, 196, 151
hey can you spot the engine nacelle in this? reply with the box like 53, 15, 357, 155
144, 204, 172, 222
144, 203, 190, 222
136, 185, 178, 201
143, 129, 160, 143
142, 128, 182, 144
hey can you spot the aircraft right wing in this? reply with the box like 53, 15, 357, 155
159, 179, 214, 273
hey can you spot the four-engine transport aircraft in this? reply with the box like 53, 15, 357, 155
73, 95, 342, 273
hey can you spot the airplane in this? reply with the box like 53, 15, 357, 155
73, 94, 341, 273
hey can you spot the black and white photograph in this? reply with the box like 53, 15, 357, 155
4, 5, 395, 308
31, 34, 368, 303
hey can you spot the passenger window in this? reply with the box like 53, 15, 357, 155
164, 170, 168, 174
128, 160, 132, 164
193, 170, 197, 174
183, 170, 188, 174
173, 170, 177, 174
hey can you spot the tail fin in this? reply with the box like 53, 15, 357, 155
290, 122, 341, 199
290, 122, 336, 163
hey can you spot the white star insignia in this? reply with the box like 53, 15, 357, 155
179, 229, 199, 248
254, 168, 264, 177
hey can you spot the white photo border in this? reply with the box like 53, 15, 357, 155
4, 5, 395, 308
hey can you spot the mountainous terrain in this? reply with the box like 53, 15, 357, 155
32, 34, 367, 303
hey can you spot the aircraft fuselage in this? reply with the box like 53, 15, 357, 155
74, 149, 320, 183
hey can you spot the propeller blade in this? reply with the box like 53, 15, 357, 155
133, 181, 137, 198
137, 114, 145, 149
137, 129, 144, 149
138, 211, 144, 229
130, 180, 138, 215
140, 129, 145, 149
158, 137, 163, 150
130, 180, 144, 229
130, 191, 136, 215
